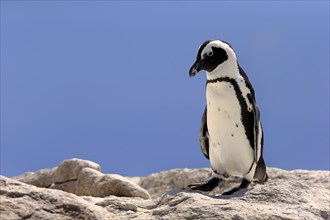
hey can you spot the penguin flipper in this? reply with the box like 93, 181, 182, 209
239, 65, 262, 163
188, 177, 220, 191
199, 106, 210, 160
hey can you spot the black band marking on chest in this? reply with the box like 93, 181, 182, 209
206, 77, 255, 150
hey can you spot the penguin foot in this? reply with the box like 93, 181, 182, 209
188, 177, 220, 191
222, 187, 244, 195
222, 178, 250, 195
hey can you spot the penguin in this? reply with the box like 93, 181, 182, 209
188, 39, 268, 195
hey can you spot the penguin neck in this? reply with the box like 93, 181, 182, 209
206, 60, 240, 81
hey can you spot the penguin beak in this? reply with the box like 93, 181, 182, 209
189, 59, 204, 77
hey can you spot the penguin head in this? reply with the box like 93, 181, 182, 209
189, 40, 237, 77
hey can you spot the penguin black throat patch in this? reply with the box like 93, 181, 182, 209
206, 77, 255, 150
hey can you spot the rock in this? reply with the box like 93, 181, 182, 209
12, 167, 57, 188
13, 158, 150, 199
73, 167, 150, 199
0, 176, 114, 220
54, 158, 100, 183
50, 177, 79, 195
4, 165, 330, 219
136, 168, 210, 198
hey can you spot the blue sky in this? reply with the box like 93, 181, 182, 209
1, 1, 329, 177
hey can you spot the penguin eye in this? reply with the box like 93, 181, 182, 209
207, 51, 213, 57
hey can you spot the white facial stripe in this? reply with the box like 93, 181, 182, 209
201, 40, 233, 59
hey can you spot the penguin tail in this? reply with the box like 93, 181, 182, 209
254, 156, 268, 184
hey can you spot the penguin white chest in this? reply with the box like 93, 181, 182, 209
206, 81, 254, 177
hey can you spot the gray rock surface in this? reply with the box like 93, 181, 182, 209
3, 162, 330, 220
